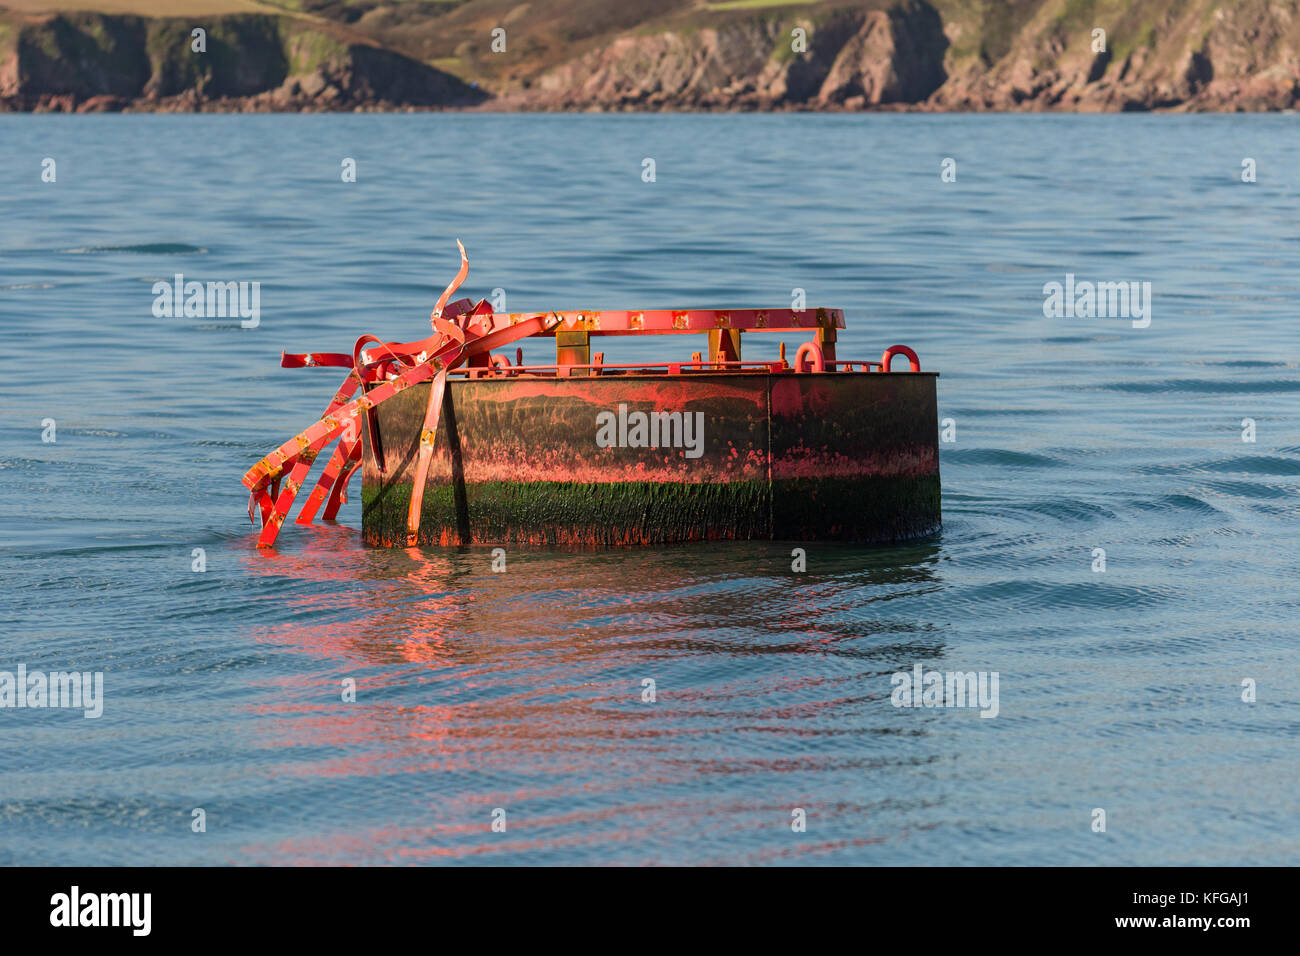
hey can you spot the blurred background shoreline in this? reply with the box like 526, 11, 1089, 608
3, 0, 1299, 114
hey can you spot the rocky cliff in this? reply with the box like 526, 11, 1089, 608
925, 0, 1300, 111
506, 0, 1300, 112
514, 3, 949, 111
2, 1, 1298, 113
0, 10, 486, 111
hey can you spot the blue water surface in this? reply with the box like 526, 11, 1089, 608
0, 114, 1296, 865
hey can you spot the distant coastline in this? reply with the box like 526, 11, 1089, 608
3, 1, 1298, 114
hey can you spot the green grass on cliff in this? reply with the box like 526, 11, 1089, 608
707, 0, 819, 10
975, 0, 1047, 66
282, 22, 348, 74
4, 0, 283, 12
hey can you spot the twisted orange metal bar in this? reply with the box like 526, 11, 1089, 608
242, 243, 559, 548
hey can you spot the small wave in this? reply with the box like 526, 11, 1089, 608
1100, 378, 1300, 395
0, 456, 97, 471
959, 579, 1176, 613
0, 282, 55, 291
193, 439, 268, 448
1133, 493, 1224, 516
943, 448, 1061, 468
59, 243, 208, 255
1204, 479, 1294, 500
1192, 359, 1293, 369
1202, 455, 1300, 476
1019, 497, 1116, 522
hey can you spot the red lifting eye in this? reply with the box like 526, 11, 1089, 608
880, 345, 921, 372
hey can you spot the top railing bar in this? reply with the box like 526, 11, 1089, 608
446, 358, 892, 378
488, 307, 845, 336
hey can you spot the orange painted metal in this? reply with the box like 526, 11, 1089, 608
241, 243, 918, 548
794, 341, 825, 373
242, 243, 560, 547
881, 345, 922, 372
506, 306, 844, 335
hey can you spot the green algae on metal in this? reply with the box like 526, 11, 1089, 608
363, 474, 938, 546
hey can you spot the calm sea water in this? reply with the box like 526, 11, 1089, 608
1, 114, 1297, 866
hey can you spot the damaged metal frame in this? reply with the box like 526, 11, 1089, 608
242, 243, 936, 548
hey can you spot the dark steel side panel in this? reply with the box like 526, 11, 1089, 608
361, 372, 939, 546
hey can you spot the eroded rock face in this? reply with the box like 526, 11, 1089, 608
0, 12, 486, 112
817, 5, 948, 106
2, 1, 1300, 112
534, 25, 768, 109
518, 4, 948, 111
927, 0, 1300, 112
13, 14, 150, 100
509, 0, 1299, 113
